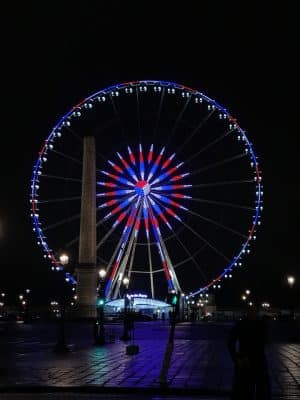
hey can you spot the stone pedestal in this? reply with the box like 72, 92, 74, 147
75, 266, 98, 318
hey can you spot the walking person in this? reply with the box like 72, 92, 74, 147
227, 305, 271, 400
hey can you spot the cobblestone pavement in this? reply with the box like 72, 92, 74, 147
0, 322, 299, 399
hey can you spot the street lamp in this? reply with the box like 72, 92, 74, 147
59, 254, 69, 266
94, 268, 107, 345
287, 275, 296, 320
287, 276, 295, 287
99, 268, 106, 279
120, 277, 131, 341
54, 253, 70, 353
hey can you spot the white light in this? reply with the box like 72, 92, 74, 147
123, 277, 129, 286
59, 254, 69, 266
245, 290, 251, 295
99, 269, 106, 279
287, 276, 295, 286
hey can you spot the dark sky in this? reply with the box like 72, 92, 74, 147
1, 2, 298, 307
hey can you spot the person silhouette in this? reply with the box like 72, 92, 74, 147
227, 305, 271, 400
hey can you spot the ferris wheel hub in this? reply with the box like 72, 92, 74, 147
135, 180, 150, 196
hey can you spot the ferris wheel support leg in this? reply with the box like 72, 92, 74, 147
147, 239, 155, 299
159, 235, 182, 293
75, 136, 98, 319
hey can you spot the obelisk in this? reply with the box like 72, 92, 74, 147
76, 136, 98, 318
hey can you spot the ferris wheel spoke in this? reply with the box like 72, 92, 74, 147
150, 161, 185, 186
96, 206, 131, 250
185, 197, 255, 211
191, 152, 248, 177
152, 183, 192, 192
171, 229, 208, 282
116, 151, 138, 182
148, 196, 183, 225
64, 125, 83, 142
65, 235, 80, 249
180, 219, 231, 262
151, 193, 187, 212
43, 213, 80, 232
185, 128, 234, 164
173, 246, 207, 269
152, 87, 165, 142
98, 169, 135, 187
166, 96, 192, 147
101, 194, 137, 221
39, 196, 81, 204
154, 191, 254, 211
139, 144, 145, 180
184, 208, 248, 239
106, 159, 130, 180
136, 87, 141, 140
97, 192, 136, 210
41, 174, 81, 183
51, 149, 82, 165
96, 203, 132, 228
110, 93, 127, 140
97, 189, 134, 198
177, 109, 215, 154
147, 147, 166, 182
190, 179, 254, 188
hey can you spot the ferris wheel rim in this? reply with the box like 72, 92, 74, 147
30, 79, 263, 297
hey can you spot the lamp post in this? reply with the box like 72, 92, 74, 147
120, 277, 131, 341
54, 253, 69, 353
94, 268, 106, 345
287, 275, 295, 320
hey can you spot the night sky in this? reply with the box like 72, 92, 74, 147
1, 2, 298, 307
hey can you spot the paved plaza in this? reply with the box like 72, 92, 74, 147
0, 321, 299, 399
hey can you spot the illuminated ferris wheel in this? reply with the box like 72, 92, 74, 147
30, 80, 263, 299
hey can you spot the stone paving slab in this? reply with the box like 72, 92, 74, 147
1, 339, 300, 399
0, 393, 231, 400
1, 322, 299, 399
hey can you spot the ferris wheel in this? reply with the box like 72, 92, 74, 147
30, 80, 263, 299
